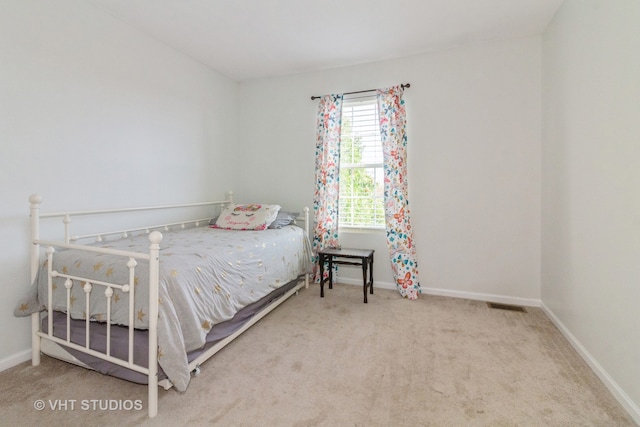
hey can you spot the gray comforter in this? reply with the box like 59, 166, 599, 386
15, 225, 310, 391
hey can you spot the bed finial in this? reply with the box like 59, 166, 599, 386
148, 231, 163, 244
228, 191, 234, 204
29, 193, 42, 207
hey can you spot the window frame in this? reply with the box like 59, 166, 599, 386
338, 94, 385, 230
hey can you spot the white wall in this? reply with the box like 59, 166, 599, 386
0, 0, 238, 367
542, 0, 640, 419
541, 0, 640, 422
237, 36, 542, 304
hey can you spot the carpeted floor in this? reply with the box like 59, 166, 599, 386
0, 284, 636, 426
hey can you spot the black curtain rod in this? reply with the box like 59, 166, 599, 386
310, 83, 410, 100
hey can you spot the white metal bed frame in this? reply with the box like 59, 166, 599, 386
28, 192, 310, 417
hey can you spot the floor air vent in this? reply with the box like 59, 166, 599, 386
487, 302, 527, 313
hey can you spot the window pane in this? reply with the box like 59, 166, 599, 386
339, 166, 384, 227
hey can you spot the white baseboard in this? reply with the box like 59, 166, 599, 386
422, 285, 540, 307
541, 302, 640, 425
0, 349, 31, 372
336, 278, 541, 307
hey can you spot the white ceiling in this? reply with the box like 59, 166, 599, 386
88, 0, 564, 82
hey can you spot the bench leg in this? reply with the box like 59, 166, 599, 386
362, 259, 368, 303
369, 255, 374, 295
328, 258, 333, 289
319, 254, 325, 298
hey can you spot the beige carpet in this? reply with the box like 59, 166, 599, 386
0, 285, 635, 426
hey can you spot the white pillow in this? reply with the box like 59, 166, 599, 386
212, 204, 281, 230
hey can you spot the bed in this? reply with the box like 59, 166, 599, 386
14, 192, 311, 417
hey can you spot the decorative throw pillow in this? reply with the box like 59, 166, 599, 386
268, 211, 299, 229
212, 204, 281, 230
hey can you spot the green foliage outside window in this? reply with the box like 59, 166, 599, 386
339, 118, 385, 228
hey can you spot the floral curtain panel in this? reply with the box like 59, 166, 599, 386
377, 86, 421, 299
312, 94, 343, 282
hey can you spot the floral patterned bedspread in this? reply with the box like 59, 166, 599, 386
15, 225, 310, 391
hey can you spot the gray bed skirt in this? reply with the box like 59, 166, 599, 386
41, 278, 301, 385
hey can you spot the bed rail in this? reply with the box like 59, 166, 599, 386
36, 236, 159, 369
69, 218, 214, 243
36, 192, 233, 244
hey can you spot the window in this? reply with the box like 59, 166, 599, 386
339, 94, 385, 228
